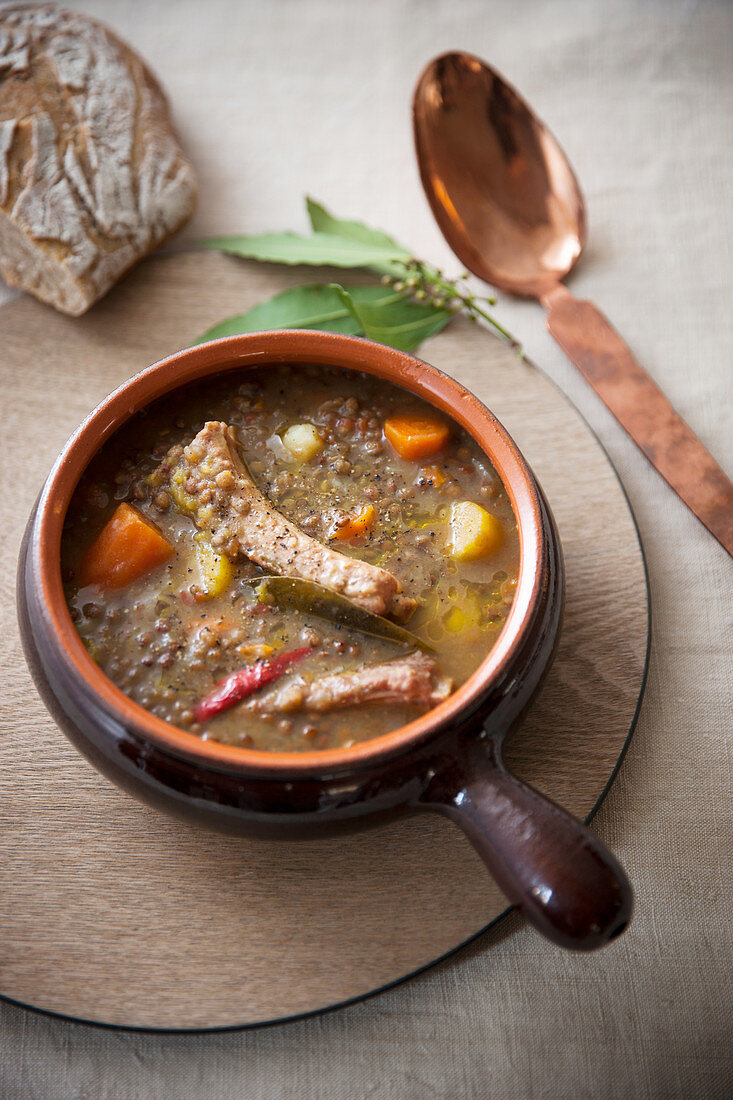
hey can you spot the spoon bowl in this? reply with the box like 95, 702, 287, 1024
413, 52, 585, 298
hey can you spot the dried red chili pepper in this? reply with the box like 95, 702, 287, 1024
193, 646, 312, 723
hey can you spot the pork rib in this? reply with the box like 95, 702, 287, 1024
247, 652, 453, 714
157, 422, 416, 621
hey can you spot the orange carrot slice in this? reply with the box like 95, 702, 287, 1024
384, 414, 450, 460
417, 464, 447, 487
328, 504, 376, 542
81, 502, 174, 589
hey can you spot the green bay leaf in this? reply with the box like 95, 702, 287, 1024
191, 284, 407, 345
200, 231, 408, 269
256, 576, 432, 653
332, 285, 453, 352
305, 197, 411, 277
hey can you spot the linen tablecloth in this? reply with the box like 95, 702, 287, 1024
1, 0, 731, 1096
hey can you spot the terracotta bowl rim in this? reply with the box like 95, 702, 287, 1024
31, 330, 546, 778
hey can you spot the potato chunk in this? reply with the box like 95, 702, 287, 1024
194, 533, 233, 598
282, 423, 323, 462
448, 501, 504, 561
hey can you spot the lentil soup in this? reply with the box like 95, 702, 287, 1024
62, 364, 520, 751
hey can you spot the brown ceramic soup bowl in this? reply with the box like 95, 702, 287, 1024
18, 330, 631, 951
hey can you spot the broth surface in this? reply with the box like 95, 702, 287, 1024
63, 365, 519, 751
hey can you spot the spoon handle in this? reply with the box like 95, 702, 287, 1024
542, 285, 733, 557
419, 732, 633, 951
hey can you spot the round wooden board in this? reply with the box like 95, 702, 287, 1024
0, 253, 648, 1031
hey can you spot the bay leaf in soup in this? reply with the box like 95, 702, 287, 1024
255, 576, 433, 652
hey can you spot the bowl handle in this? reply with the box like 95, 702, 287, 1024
417, 729, 633, 950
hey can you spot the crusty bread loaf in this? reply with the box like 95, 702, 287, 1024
0, 3, 198, 316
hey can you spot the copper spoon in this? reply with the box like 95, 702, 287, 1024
413, 52, 733, 557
